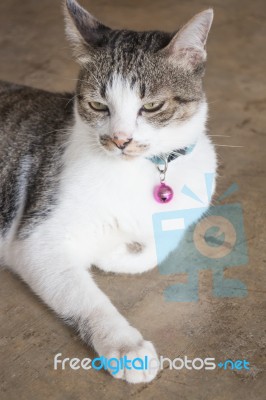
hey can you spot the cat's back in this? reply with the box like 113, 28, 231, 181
0, 80, 74, 137
0, 80, 75, 176
0, 81, 75, 237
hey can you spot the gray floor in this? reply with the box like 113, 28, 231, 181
0, 0, 265, 399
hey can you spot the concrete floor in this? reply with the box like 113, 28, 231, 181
0, 0, 265, 399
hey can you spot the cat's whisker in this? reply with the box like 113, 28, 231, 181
80, 66, 102, 87
63, 94, 78, 107
206, 99, 220, 105
39, 127, 72, 138
214, 144, 244, 148
64, 137, 100, 150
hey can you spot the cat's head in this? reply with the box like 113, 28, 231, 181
64, 0, 213, 160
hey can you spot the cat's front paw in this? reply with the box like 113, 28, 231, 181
106, 339, 159, 383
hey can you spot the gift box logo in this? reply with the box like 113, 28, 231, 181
152, 176, 249, 302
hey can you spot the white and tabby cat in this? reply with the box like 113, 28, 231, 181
0, 0, 217, 383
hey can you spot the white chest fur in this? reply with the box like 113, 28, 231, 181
51, 127, 217, 272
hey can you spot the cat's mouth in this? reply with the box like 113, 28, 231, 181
99, 136, 150, 159
120, 151, 143, 160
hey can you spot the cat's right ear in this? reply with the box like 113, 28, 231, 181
64, 0, 110, 64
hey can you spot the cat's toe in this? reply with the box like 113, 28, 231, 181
124, 341, 159, 383
107, 340, 159, 383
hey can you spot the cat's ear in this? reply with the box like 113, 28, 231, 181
161, 9, 213, 70
64, 0, 110, 64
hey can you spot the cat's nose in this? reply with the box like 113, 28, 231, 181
111, 134, 132, 150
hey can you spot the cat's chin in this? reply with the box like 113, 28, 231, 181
101, 147, 144, 161
121, 153, 139, 161
112, 151, 141, 161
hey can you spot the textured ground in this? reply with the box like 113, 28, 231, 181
0, 0, 265, 399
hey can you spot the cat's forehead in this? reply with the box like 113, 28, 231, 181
80, 55, 176, 102
79, 56, 201, 103
109, 73, 153, 108
78, 30, 171, 87
77, 30, 203, 101
97, 29, 173, 54
94, 34, 170, 81
105, 75, 142, 116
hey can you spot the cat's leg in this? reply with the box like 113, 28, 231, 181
7, 237, 159, 383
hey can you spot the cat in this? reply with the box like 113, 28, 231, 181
0, 0, 217, 383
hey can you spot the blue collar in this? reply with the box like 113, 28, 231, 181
147, 143, 196, 165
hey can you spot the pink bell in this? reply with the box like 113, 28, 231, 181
154, 183, 174, 203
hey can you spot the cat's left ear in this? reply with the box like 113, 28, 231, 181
64, 0, 110, 64
161, 9, 213, 70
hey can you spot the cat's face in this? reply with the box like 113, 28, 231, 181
65, 0, 213, 159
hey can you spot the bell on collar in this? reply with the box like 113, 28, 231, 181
153, 157, 174, 204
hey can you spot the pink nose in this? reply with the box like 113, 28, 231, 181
111, 134, 132, 150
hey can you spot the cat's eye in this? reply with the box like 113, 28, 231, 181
141, 102, 164, 113
89, 101, 109, 112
